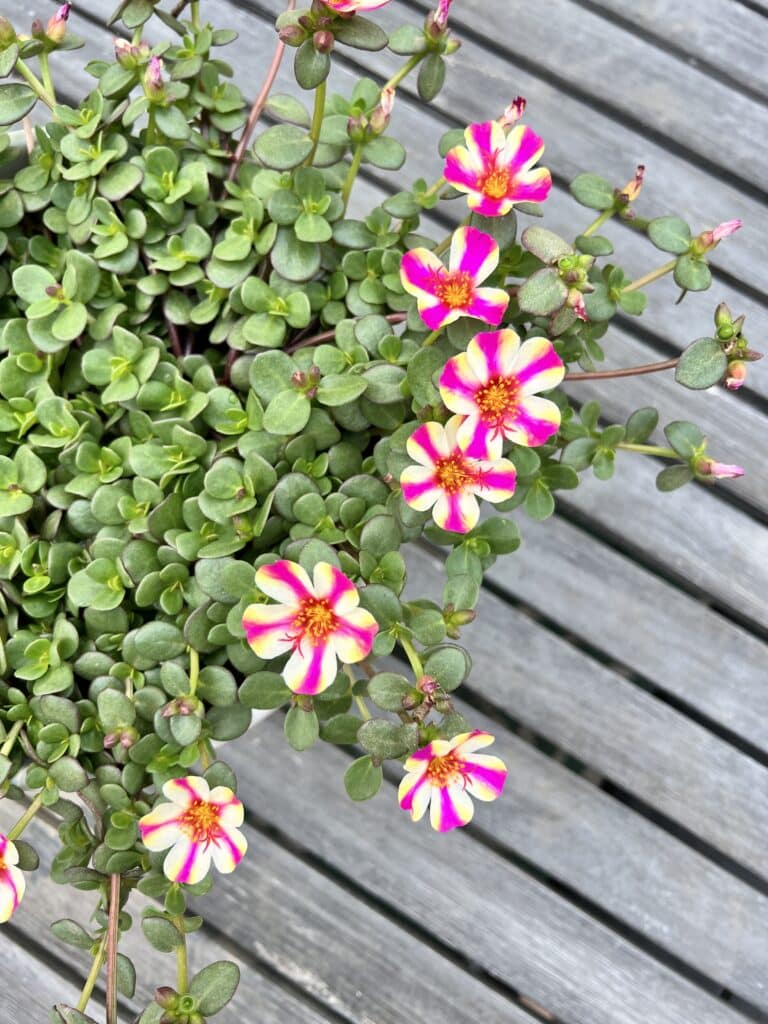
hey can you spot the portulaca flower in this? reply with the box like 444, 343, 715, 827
400, 226, 509, 331
439, 328, 565, 458
399, 731, 507, 832
243, 560, 378, 695
319, 0, 393, 12
400, 416, 517, 533
444, 120, 551, 217
0, 833, 26, 923
139, 777, 247, 885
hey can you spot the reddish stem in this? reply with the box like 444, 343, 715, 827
227, 0, 296, 183
286, 312, 408, 354
565, 357, 678, 381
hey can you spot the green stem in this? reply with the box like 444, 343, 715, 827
581, 208, 614, 237
8, 792, 44, 841
0, 720, 23, 758
421, 328, 442, 347
38, 52, 56, 105
15, 59, 55, 108
617, 443, 678, 458
382, 53, 425, 93
132, 27, 143, 45
175, 921, 189, 994
423, 174, 446, 199
305, 79, 326, 167
191, 0, 201, 29
341, 142, 364, 213
622, 258, 677, 294
76, 933, 108, 1013
188, 647, 200, 696
400, 636, 423, 678
105, 874, 121, 1024
198, 740, 214, 771
354, 696, 372, 721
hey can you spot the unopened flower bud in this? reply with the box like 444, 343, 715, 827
744, 348, 763, 362
114, 38, 134, 66
444, 36, 461, 54
347, 112, 368, 142
103, 731, 119, 750
155, 987, 178, 1010
291, 370, 307, 388
0, 16, 16, 46
369, 86, 395, 135
724, 360, 747, 390
278, 23, 306, 46
694, 456, 744, 480
308, 365, 322, 384
417, 675, 439, 695
161, 696, 202, 718
714, 301, 733, 329
30, 18, 46, 40
499, 96, 526, 128
567, 290, 589, 321
46, 2, 70, 43
305, 386, 318, 400
143, 55, 165, 100
313, 29, 334, 54
618, 164, 645, 203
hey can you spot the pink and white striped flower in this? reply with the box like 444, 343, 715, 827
400, 226, 509, 331
444, 120, 552, 217
398, 731, 507, 832
139, 777, 247, 886
0, 833, 25, 923
439, 329, 565, 459
243, 561, 378, 696
319, 0, 392, 12
400, 415, 517, 533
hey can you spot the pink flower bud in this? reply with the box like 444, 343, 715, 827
417, 675, 439, 695
724, 360, 747, 390
313, 29, 334, 53
695, 457, 744, 480
499, 96, 527, 127
369, 86, 395, 135
103, 731, 119, 750
619, 164, 645, 203
114, 38, 136, 67
155, 987, 178, 1011
291, 370, 307, 388
278, 23, 306, 46
567, 290, 589, 321
434, 0, 452, 31
699, 218, 742, 249
144, 56, 165, 100
46, 2, 70, 42
30, 18, 46, 40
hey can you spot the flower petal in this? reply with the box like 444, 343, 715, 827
163, 838, 212, 885
512, 337, 565, 393
466, 192, 515, 218
439, 351, 482, 412
433, 490, 480, 533
418, 298, 460, 331
508, 165, 552, 205
162, 775, 210, 808
0, 835, 18, 867
465, 287, 509, 326
283, 641, 338, 696
401, 465, 441, 511
504, 124, 546, 175
464, 120, 506, 164
444, 145, 483, 192
255, 560, 313, 606
332, 606, 378, 664
209, 787, 245, 828
210, 826, 248, 874
466, 329, 521, 381
312, 561, 359, 614
462, 754, 508, 802
476, 459, 518, 502
242, 604, 295, 659
398, 770, 431, 821
400, 248, 445, 302
430, 782, 474, 832
0, 864, 24, 923
406, 421, 450, 467
139, 802, 185, 851
455, 415, 501, 460
404, 739, 452, 769
449, 225, 499, 283
506, 395, 561, 447
452, 730, 496, 754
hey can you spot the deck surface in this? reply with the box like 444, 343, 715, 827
2, 1, 767, 1022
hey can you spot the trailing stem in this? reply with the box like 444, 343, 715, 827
565, 357, 678, 381
105, 874, 121, 1024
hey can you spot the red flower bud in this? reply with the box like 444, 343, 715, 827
313, 29, 334, 54
278, 23, 306, 46
499, 96, 526, 128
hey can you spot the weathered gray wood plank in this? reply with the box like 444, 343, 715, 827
407, 544, 768, 877
487, 513, 768, 750
224, 722, 751, 1024
573, 0, 768, 99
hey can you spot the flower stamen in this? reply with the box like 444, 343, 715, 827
475, 376, 519, 423
180, 800, 222, 844
434, 270, 474, 309
293, 597, 337, 645
434, 454, 476, 494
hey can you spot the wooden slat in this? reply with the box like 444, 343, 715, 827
406, 544, 768, 877
0, 935, 106, 1024
573, 0, 768, 99
487, 513, 768, 751
223, 721, 751, 1024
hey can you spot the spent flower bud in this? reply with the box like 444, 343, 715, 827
143, 55, 166, 100
698, 218, 742, 251
724, 360, 747, 390
313, 29, 334, 53
694, 456, 744, 480
30, 18, 46, 40
46, 3, 70, 43
369, 86, 395, 135
499, 96, 527, 127
618, 164, 645, 203
155, 987, 178, 1011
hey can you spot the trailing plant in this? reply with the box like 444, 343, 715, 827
0, 1, 758, 1021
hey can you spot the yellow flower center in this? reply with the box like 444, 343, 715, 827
482, 167, 511, 200
435, 270, 474, 309
475, 375, 519, 424
435, 454, 476, 495
180, 800, 221, 843
293, 597, 336, 645
426, 753, 464, 788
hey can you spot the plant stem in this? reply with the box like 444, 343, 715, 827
0, 720, 23, 757
38, 53, 56, 105
287, 312, 406, 353
422, 328, 442, 347
581, 208, 614, 238
8, 792, 44, 841
15, 59, 54, 108
76, 933, 108, 1013
227, 0, 296, 183
175, 921, 189, 993
105, 874, 121, 1024
354, 696, 372, 721
617, 443, 678, 458
400, 636, 423, 678
341, 143, 364, 213
382, 53, 425, 93
565, 357, 678, 381
191, 0, 201, 29
188, 647, 200, 696
423, 175, 446, 199
305, 79, 326, 167
198, 740, 214, 771
622, 258, 677, 294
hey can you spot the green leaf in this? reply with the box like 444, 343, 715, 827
417, 53, 446, 101
367, 672, 412, 712
284, 706, 319, 751
97, 688, 135, 729
319, 713, 362, 744
0, 83, 37, 126
240, 671, 291, 710
575, 234, 614, 256
521, 226, 573, 263
359, 719, 418, 759
48, 756, 89, 792
12, 263, 56, 302
344, 754, 383, 801
293, 40, 331, 90
262, 390, 312, 435
253, 124, 313, 170
141, 915, 181, 952
625, 407, 659, 444
51, 919, 94, 951
674, 254, 712, 292
422, 645, 471, 691
569, 173, 614, 210
517, 268, 568, 316
675, 337, 727, 390
52, 1008, 101, 1024
647, 216, 692, 254
189, 961, 241, 1015
656, 464, 694, 491
524, 479, 555, 519
333, 16, 388, 51
664, 420, 705, 458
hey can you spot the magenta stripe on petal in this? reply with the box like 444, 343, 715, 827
259, 561, 311, 602
510, 405, 559, 446
479, 466, 517, 493
420, 299, 458, 330
515, 348, 563, 388
293, 644, 325, 695
443, 493, 469, 533
400, 249, 443, 296
466, 289, 509, 326
470, 331, 505, 379
451, 226, 498, 279
506, 124, 545, 175
444, 149, 482, 191
509, 168, 552, 204
402, 476, 438, 503
467, 764, 507, 796
468, 193, 512, 217
434, 787, 465, 832
408, 423, 445, 467
459, 419, 498, 460
175, 842, 200, 884
439, 359, 479, 402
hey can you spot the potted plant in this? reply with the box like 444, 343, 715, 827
0, 1, 757, 1021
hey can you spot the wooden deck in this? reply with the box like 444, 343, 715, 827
2, 0, 767, 1021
